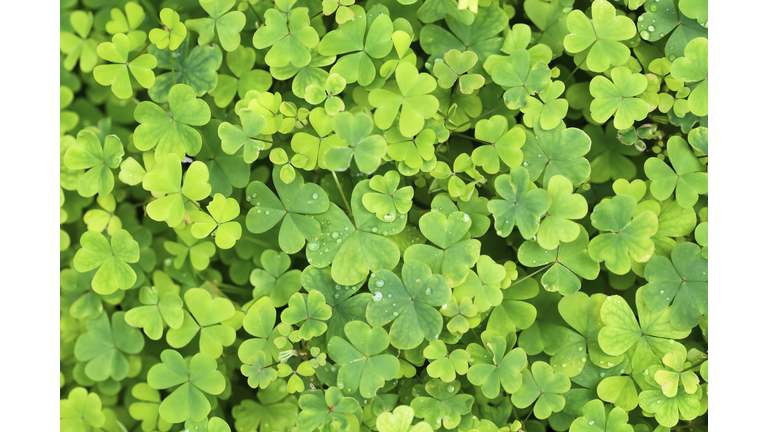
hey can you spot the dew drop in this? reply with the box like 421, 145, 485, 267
387, 293, 393, 298
581, 357, 587, 363
337, 381, 345, 389
648, 25, 656, 32
463, 213, 471, 222
335, 284, 342, 291
332, 232, 340, 239
668, 55, 676, 61
265, 210, 271, 215
312, 193, 319, 200
384, 213, 395, 222
650, 4, 658, 12
307, 242, 319, 251
393, 311, 399, 316
425, 288, 432, 295
376, 279, 385, 287
640, 30, 650, 40
448, 385, 455, 392
373, 291, 383, 302
372, 227, 379, 233
334, 293, 340, 298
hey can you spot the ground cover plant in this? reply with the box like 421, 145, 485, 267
60, 0, 708, 431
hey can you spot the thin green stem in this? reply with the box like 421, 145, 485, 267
454, 103, 506, 129
310, 10, 324, 20
564, 56, 588, 83
452, 132, 489, 145
249, 3, 263, 25
508, 263, 554, 288
332, 171, 352, 214
129, 41, 152, 62
243, 235, 280, 250
170, 52, 177, 85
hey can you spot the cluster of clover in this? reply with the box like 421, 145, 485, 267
60, 0, 708, 431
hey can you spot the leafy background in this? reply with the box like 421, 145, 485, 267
58, 0, 711, 431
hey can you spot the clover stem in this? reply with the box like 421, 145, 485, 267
332, 171, 353, 214
522, 406, 534, 426
564, 56, 588, 83
170, 53, 177, 85
249, 3, 264, 26
449, 81, 459, 108
455, 103, 506, 129
452, 132, 489, 145
508, 263, 555, 288
681, 357, 707, 373
310, 10, 324, 21
129, 41, 152, 62
242, 235, 281, 251
139, 0, 161, 25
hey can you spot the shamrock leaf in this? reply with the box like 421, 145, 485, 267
451, 255, 507, 312
185, 0, 246, 52
291, 108, 348, 171
362, 171, 414, 222
323, 0, 356, 24
250, 250, 302, 306
74, 229, 140, 294
94, 33, 157, 99
518, 228, 599, 295
325, 111, 387, 173
166, 288, 236, 358
590, 67, 650, 130
64, 130, 124, 197
679, 0, 708, 25
644, 136, 707, 208
509, 361, 571, 419
490, 49, 551, 109
134, 84, 212, 158
149, 8, 187, 50
569, 399, 633, 432
280, 290, 333, 340
60, 11, 99, 72
128, 383, 174, 432
239, 303, 278, 371
210, 46, 273, 107
191, 193, 243, 249
403, 210, 481, 286
638, 372, 702, 427
536, 175, 588, 250
470, 115, 525, 174
522, 1, 570, 56
74, 312, 145, 381
636, 0, 707, 62
441, 296, 479, 334
366, 260, 452, 350
433, 49, 485, 94
328, 320, 399, 397
231, 380, 298, 432
588, 195, 658, 275
563, 0, 636, 72
583, 123, 641, 184
487, 166, 551, 239
523, 119, 592, 187
142, 153, 211, 227
296, 387, 359, 432
105, 2, 147, 50
197, 120, 251, 196
417, 0, 475, 25
60, 387, 105, 431
164, 225, 216, 271
424, 339, 470, 382
147, 349, 226, 423
520, 80, 569, 130
466, 333, 527, 398
643, 242, 708, 330
245, 166, 330, 254
240, 351, 278, 390
369, 62, 439, 137
253, 6, 319, 68
386, 127, 438, 171
149, 40, 224, 103
376, 405, 434, 432
304, 73, 347, 116
597, 288, 691, 357
318, 5, 394, 86
410, 379, 474, 430
301, 265, 368, 344
219, 108, 269, 163
124, 285, 184, 340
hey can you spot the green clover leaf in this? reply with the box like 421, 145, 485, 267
94, 33, 157, 99
149, 40, 224, 103
522, 118, 592, 187
424, 339, 470, 382
362, 170, 414, 222
638, 381, 702, 427
636, 0, 707, 62
105, 2, 147, 50
470, 115, 525, 174
239, 303, 278, 369
433, 49, 485, 94
583, 123, 641, 184
134, 84, 212, 158
490, 49, 551, 110
128, 383, 173, 432
386, 127, 438, 171
301, 266, 368, 345
510, 361, 571, 419
410, 379, 474, 430
60, 387, 105, 431
590, 67, 650, 130
231, 380, 298, 432
248, 250, 301, 306
164, 225, 216, 271
191, 193, 243, 249
569, 399, 633, 432
74, 229, 140, 294
60, 11, 99, 72
488, 166, 552, 239
537, 175, 588, 250
325, 111, 388, 173
644, 136, 707, 208
166, 288, 236, 357
466, 333, 527, 398
219, 106, 270, 163
323, 0, 356, 24
452, 255, 507, 312
366, 260, 452, 350
369, 62, 439, 137
280, 290, 333, 340
186, 0, 247, 52
124, 285, 184, 340
304, 73, 347, 116
588, 195, 658, 275
147, 349, 226, 423
520, 80, 569, 130
376, 405, 434, 432
74, 311, 145, 381
64, 130, 124, 197
149, 8, 188, 51
209, 46, 273, 107
291, 108, 348, 171
296, 387, 359, 432
563, 0, 636, 72
142, 153, 211, 227
253, 7, 319, 68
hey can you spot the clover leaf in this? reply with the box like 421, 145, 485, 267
296, 387, 360, 432
433, 49, 485, 94
304, 73, 347, 116
150, 8, 187, 51
590, 67, 650, 130
369, 62, 440, 137
94, 33, 157, 99
60, 387, 105, 431
134, 84, 212, 158
466, 333, 527, 398
328, 320, 399, 397
191, 193, 243, 249
253, 6, 319, 68
518, 228, 599, 295
588, 195, 658, 275
470, 115, 525, 174
642, 242, 707, 330
325, 111, 388, 173
239, 303, 278, 371
386, 127, 438, 171
128, 383, 173, 432
362, 171, 414, 222
563, 0, 636, 72
60, 11, 99, 73
124, 285, 184, 340
520, 80, 569, 130
376, 405, 434, 432
638, 358, 702, 428
323, 0, 355, 24
281, 290, 333, 340
185, 0, 246, 52
636, 0, 707, 62
290, 108, 348, 171
149, 40, 224, 103
74, 229, 140, 294
583, 123, 641, 183
536, 175, 589, 250
403, 210, 481, 286
423, 339, 470, 382
105, 2, 147, 50
510, 361, 571, 419
166, 288, 236, 358
210, 46, 273, 107
231, 381, 298, 432
64, 130, 124, 197
644, 136, 707, 208
142, 153, 211, 227
250, 250, 302, 306
411, 379, 474, 430
490, 49, 551, 110
569, 399, 633, 432
488, 166, 551, 239
147, 349, 226, 423
245, 166, 330, 254
74, 311, 145, 381
366, 260, 452, 349
164, 225, 216, 271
